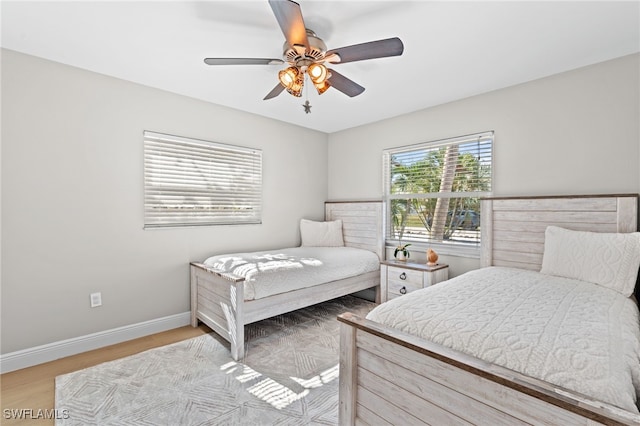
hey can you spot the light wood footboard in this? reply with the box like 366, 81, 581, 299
338, 313, 640, 426
191, 262, 245, 360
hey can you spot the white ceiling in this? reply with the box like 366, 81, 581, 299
2, 1, 639, 133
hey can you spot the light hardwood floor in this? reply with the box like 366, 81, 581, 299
1, 324, 212, 425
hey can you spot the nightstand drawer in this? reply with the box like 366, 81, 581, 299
387, 266, 423, 286
388, 280, 422, 297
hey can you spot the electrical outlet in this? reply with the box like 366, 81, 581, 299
90, 292, 102, 308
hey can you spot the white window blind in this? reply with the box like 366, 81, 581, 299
383, 131, 493, 247
144, 131, 262, 228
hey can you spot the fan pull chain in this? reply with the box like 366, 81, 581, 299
302, 73, 312, 114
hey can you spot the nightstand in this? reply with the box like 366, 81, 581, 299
380, 260, 449, 302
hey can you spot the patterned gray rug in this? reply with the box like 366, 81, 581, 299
55, 295, 375, 425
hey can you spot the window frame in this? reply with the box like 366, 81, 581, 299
143, 131, 263, 229
382, 131, 493, 257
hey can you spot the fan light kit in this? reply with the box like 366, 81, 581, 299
204, 0, 404, 108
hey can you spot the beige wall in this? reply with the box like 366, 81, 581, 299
1, 49, 328, 353
328, 53, 640, 275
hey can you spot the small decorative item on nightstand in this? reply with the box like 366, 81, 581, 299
426, 248, 438, 266
393, 243, 411, 261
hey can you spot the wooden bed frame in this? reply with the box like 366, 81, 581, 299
190, 201, 384, 361
338, 194, 640, 426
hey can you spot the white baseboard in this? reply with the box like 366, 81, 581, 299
0, 311, 191, 374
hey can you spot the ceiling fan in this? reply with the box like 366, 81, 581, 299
204, 0, 404, 101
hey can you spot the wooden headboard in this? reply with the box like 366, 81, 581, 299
480, 194, 638, 270
325, 201, 385, 261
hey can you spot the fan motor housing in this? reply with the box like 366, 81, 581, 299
283, 29, 327, 65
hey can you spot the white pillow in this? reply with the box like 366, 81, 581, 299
540, 226, 640, 297
300, 219, 345, 247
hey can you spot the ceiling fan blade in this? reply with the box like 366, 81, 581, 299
268, 0, 309, 51
325, 37, 404, 64
327, 69, 365, 97
204, 58, 284, 66
263, 83, 285, 100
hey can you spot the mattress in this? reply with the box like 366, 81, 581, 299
366, 266, 640, 413
203, 246, 380, 301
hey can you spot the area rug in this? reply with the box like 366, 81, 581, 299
55, 295, 375, 425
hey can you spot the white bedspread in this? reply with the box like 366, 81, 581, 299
203, 246, 380, 301
367, 266, 640, 413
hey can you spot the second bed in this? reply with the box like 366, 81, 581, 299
191, 201, 384, 360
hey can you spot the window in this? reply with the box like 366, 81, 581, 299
383, 131, 493, 250
143, 131, 262, 228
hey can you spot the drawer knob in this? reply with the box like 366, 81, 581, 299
399, 272, 407, 280
400, 286, 407, 294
